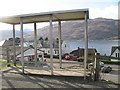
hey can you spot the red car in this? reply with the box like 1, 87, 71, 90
64, 54, 77, 61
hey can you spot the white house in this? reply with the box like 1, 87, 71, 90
40, 48, 59, 56
62, 41, 70, 55
40, 40, 70, 56
110, 46, 120, 62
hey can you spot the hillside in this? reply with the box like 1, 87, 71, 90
25, 18, 118, 41
0, 30, 20, 41
0, 18, 118, 41
0, 29, 33, 41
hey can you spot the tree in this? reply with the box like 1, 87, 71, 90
39, 37, 43, 41
8, 37, 21, 45
56, 38, 59, 44
15, 37, 21, 45
9, 38, 13, 41
45, 37, 48, 41
39, 37, 44, 46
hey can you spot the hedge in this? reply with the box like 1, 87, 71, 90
100, 60, 120, 65
77, 58, 120, 65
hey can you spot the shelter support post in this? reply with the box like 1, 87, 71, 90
84, 12, 88, 81
6, 47, 10, 67
94, 53, 97, 69
13, 24, 16, 66
58, 20, 62, 68
20, 18, 24, 73
42, 52, 44, 61
94, 53, 100, 81
34, 22, 37, 67
49, 15, 53, 75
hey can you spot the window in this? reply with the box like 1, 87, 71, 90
55, 50, 57, 54
54, 50, 58, 54
54, 50, 56, 54
65, 44, 66, 47
116, 53, 120, 58
118, 53, 120, 58
48, 50, 50, 53
116, 53, 118, 57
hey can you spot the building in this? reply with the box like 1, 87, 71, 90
40, 40, 70, 56
16, 46, 44, 62
70, 47, 97, 60
0, 39, 17, 59
110, 46, 120, 62
0, 39, 27, 59
0, 40, 6, 58
62, 41, 70, 55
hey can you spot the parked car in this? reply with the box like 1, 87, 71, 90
99, 62, 104, 67
64, 54, 77, 61
87, 61, 104, 69
101, 66, 112, 73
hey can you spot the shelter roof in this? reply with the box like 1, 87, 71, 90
0, 9, 89, 24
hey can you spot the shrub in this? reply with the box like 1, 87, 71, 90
77, 58, 84, 62
100, 60, 120, 65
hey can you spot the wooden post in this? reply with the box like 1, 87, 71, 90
34, 22, 37, 67
13, 24, 16, 66
94, 53, 100, 81
20, 17, 24, 73
49, 15, 53, 75
84, 12, 88, 81
58, 20, 62, 68
6, 47, 10, 67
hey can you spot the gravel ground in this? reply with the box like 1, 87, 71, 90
1, 59, 120, 89
2, 73, 119, 89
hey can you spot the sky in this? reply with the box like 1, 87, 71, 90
0, 0, 119, 30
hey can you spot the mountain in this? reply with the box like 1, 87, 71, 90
25, 18, 118, 41
0, 30, 19, 41
0, 18, 118, 41
0, 29, 33, 41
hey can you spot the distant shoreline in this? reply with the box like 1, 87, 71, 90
65, 39, 119, 42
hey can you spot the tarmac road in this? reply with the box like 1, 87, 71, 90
100, 64, 119, 84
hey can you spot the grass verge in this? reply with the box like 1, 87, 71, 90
0, 59, 21, 69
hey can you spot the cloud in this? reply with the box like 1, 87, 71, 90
0, 0, 118, 19
90, 5, 118, 19
0, 0, 118, 31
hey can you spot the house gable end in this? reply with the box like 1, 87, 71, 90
111, 46, 120, 56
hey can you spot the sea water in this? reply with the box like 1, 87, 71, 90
67, 40, 119, 56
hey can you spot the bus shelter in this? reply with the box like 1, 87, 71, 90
0, 9, 89, 80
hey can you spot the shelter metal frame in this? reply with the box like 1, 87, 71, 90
0, 9, 89, 80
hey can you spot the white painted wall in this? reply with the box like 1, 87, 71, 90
0, 55, 3, 59
62, 41, 70, 55
111, 49, 120, 62
39, 41, 70, 56
41, 48, 59, 56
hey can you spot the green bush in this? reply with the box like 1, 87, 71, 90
53, 55, 59, 59
44, 54, 50, 58
100, 60, 120, 65
44, 53, 61, 59
77, 58, 84, 62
